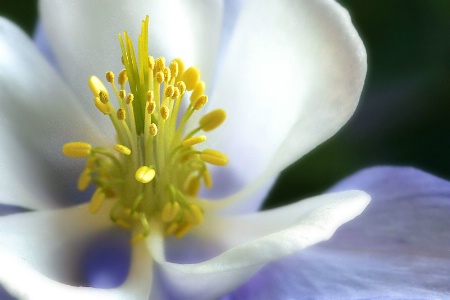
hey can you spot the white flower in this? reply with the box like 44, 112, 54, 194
0, 0, 369, 299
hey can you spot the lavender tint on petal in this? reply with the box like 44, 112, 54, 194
226, 166, 450, 299
33, 22, 59, 70
82, 229, 131, 288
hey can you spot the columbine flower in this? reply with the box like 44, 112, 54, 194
0, 0, 369, 299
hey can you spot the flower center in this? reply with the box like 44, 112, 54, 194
62, 16, 227, 243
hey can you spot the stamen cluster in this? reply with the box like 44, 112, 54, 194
62, 16, 227, 242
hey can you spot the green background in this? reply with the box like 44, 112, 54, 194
1, 0, 450, 209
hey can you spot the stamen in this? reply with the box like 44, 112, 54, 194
89, 188, 106, 214
201, 149, 229, 166
135, 166, 156, 183
181, 66, 200, 91
183, 135, 206, 147
62, 142, 92, 158
114, 144, 131, 155
89, 76, 108, 97
64, 16, 228, 241
118, 69, 128, 86
199, 109, 227, 131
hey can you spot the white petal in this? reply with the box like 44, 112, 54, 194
39, 0, 224, 136
149, 190, 370, 299
208, 0, 367, 196
0, 18, 107, 208
0, 204, 153, 299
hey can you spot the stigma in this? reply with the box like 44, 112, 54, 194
63, 16, 227, 243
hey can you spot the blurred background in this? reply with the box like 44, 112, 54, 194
1, 0, 449, 209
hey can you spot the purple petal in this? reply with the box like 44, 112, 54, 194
225, 166, 450, 299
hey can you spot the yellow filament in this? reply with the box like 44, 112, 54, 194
62, 142, 92, 158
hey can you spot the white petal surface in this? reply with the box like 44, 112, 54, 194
149, 190, 370, 299
39, 0, 224, 137
0, 18, 107, 209
0, 204, 153, 300
208, 0, 367, 197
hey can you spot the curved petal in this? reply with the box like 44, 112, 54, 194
149, 190, 369, 299
0, 18, 107, 208
227, 167, 450, 298
0, 204, 154, 299
39, 0, 224, 137
207, 0, 367, 197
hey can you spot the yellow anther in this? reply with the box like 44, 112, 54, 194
190, 81, 205, 104
185, 177, 201, 196
118, 69, 128, 86
115, 219, 131, 230
161, 202, 181, 223
99, 90, 109, 104
149, 123, 158, 136
85, 156, 97, 169
199, 109, 226, 131
148, 56, 155, 69
77, 169, 92, 191
88, 75, 108, 97
62, 142, 92, 158
164, 67, 171, 82
160, 105, 170, 120
94, 96, 111, 115
147, 101, 156, 114
174, 222, 193, 239
193, 95, 208, 110
201, 149, 228, 166
186, 204, 204, 225
119, 89, 126, 99
131, 233, 146, 244
135, 166, 156, 183
106, 71, 115, 83
89, 188, 106, 214
202, 168, 212, 189
172, 87, 180, 99
182, 135, 206, 147
155, 57, 165, 72
121, 55, 125, 65
114, 144, 131, 155
176, 81, 186, 95
169, 60, 178, 78
181, 66, 200, 91
165, 222, 179, 236
126, 93, 134, 104
174, 58, 185, 79
147, 90, 154, 102
165, 85, 174, 98
117, 108, 126, 121
156, 71, 164, 83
